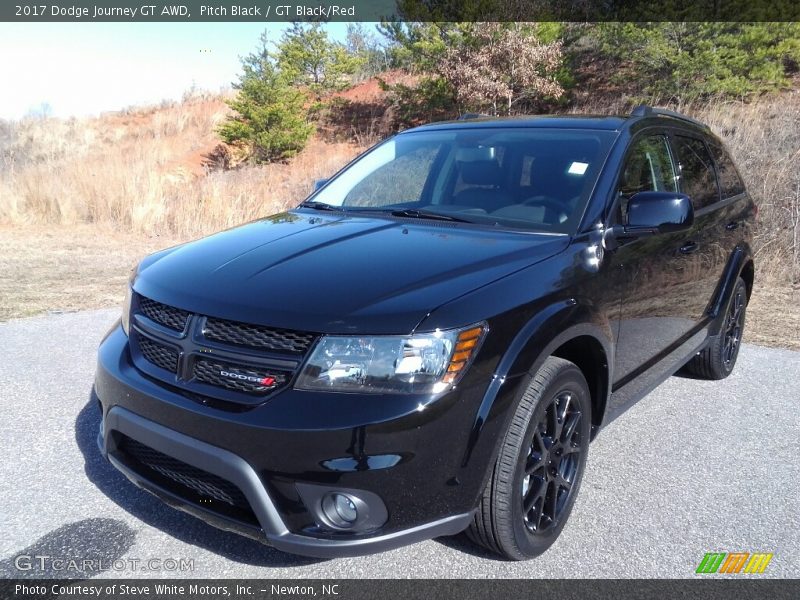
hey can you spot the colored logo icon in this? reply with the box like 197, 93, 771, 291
696, 552, 773, 574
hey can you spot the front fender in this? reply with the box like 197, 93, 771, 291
462, 304, 614, 464
417, 239, 618, 510
455, 300, 614, 509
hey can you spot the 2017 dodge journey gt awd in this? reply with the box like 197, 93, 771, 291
94, 106, 755, 559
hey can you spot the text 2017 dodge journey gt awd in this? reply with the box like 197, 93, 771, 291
95, 106, 755, 559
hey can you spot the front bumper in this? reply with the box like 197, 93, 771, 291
97, 405, 471, 557
94, 325, 488, 557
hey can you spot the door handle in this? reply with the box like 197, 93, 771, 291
725, 221, 740, 231
679, 241, 699, 255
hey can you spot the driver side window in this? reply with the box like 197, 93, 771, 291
617, 135, 677, 221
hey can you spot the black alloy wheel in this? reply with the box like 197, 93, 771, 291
722, 285, 745, 369
684, 276, 748, 380
521, 390, 584, 534
467, 356, 591, 560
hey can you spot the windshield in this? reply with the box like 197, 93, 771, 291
306, 127, 616, 233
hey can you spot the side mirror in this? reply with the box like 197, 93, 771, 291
312, 178, 329, 192
615, 191, 694, 238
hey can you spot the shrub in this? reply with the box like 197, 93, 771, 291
589, 23, 800, 103
218, 32, 314, 164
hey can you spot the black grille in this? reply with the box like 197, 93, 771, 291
138, 337, 179, 373
132, 295, 313, 404
203, 317, 314, 354
193, 358, 288, 395
117, 435, 256, 523
138, 296, 190, 332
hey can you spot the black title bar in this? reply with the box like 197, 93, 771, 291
3, 579, 800, 600
2, 0, 800, 22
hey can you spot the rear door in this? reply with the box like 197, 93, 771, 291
668, 133, 728, 324
706, 140, 752, 296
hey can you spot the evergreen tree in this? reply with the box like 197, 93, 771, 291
345, 23, 388, 80
218, 32, 313, 164
276, 22, 359, 95
590, 23, 800, 102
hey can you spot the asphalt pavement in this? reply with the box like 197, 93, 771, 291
0, 309, 797, 579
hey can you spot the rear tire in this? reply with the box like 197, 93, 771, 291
684, 277, 747, 380
466, 356, 591, 560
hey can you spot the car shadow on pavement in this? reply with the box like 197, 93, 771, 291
0, 518, 136, 579
74, 395, 324, 568
672, 366, 709, 381
434, 533, 506, 561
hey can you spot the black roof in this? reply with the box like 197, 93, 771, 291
400, 106, 710, 135
403, 114, 628, 133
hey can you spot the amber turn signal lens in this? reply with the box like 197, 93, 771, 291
455, 338, 478, 352
439, 323, 486, 388
441, 372, 458, 384
458, 327, 483, 341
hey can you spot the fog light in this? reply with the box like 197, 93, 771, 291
296, 483, 387, 533
335, 494, 357, 521
321, 493, 359, 528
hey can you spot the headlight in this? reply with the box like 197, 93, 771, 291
121, 266, 137, 336
295, 324, 486, 394
121, 285, 133, 336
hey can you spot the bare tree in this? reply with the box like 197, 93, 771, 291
440, 23, 563, 116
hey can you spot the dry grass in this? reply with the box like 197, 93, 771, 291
746, 280, 800, 350
0, 95, 365, 323
4, 92, 796, 273
694, 96, 800, 283
0, 95, 364, 239
0, 225, 182, 321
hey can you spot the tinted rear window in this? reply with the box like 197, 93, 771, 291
710, 144, 746, 199
673, 135, 720, 209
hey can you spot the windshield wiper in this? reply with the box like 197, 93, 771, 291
300, 203, 472, 223
389, 208, 472, 223
298, 200, 340, 211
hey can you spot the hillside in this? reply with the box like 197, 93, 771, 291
0, 93, 365, 238
0, 79, 798, 348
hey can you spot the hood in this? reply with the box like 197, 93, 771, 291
134, 211, 569, 334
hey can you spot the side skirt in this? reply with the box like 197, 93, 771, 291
602, 332, 709, 427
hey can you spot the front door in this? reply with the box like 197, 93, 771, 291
608, 133, 701, 385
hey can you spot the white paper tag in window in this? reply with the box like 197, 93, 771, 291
568, 162, 589, 175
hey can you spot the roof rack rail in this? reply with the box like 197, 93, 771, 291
630, 105, 709, 129
457, 112, 491, 120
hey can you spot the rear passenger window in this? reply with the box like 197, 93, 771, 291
710, 144, 745, 198
672, 136, 720, 209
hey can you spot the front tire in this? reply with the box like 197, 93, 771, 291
684, 277, 748, 380
467, 356, 591, 560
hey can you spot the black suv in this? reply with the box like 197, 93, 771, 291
95, 106, 754, 560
